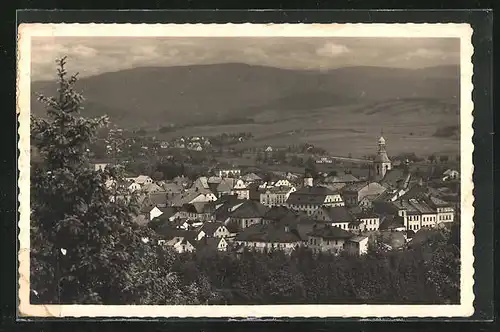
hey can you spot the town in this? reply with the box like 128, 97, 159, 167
92, 131, 461, 257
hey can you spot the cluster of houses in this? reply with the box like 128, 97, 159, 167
95, 134, 459, 257
167, 136, 212, 151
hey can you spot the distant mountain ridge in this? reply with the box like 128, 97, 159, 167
31, 63, 460, 129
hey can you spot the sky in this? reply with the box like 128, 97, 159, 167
31, 37, 460, 81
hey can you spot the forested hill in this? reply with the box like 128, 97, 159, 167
31, 63, 460, 128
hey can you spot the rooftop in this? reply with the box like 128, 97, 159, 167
348, 236, 369, 243
316, 206, 354, 223
198, 221, 226, 236
234, 224, 302, 243
308, 225, 353, 240
230, 200, 269, 219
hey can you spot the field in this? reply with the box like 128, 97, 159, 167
154, 99, 460, 157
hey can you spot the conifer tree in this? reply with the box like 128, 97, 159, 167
30, 57, 206, 304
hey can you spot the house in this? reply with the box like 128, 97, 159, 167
358, 193, 384, 208
161, 236, 196, 253
379, 215, 406, 231
262, 206, 297, 225
234, 223, 302, 253
134, 175, 154, 185
341, 182, 386, 207
260, 186, 296, 207
169, 190, 218, 207
209, 178, 235, 198
195, 237, 229, 252
178, 203, 215, 222
217, 168, 241, 178
212, 198, 247, 224
187, 142, 203, 151
344, 236, 369, 256
286, 186, 344, 216
426, 196, 455, 225
230, 180, 250, 200
316, 157, 333, 164
127, 181, 142, 192
163, 181, 183, 199
93, 162, 109, 171
227, 200, 269, 231
374, 192, 454, 232
312, 206, 355, 231
197, 221, 231, 238
150, 207, 181, 224
156, 227, 197, 253
193, 176, 211, 192
172, 175, 192, 189
148, 206, 165, 221
240, 172, 262, 184
248, 183, 264, 202
274, 179, 293, 188
442, 169, 460, 181
307, 224, 354, 254
317, 182, 348, 192
352, 210, 380, 232
379, 168, 411, 191
324, 174, 360, 184
141, 183, 163, 194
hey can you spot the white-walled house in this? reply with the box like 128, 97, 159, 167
197, 222, 231, 238
286, 187, 344, 216
260, 186, 296, 207
162, 237, 196, 253
307, 225, 354, 254
344, 236, 369, 256
234, 223, 302, 253
149, 206, 164, 221
311, 206, 354, 231
341, 182, 386, 207
442, 169, 459, 181
196, 237, 229, 252
274, 179, 293, 188
128, 182, 142, 192
218, 168, 241, 178
93, 162, 109, 171
134, 175, 154, 185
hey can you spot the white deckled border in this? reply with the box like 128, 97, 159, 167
17, 23, 475, 318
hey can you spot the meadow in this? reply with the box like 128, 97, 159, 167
155, 98, 460, 157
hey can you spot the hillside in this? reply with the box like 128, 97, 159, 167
31, 63, 460, 126
31, 63, 460, 155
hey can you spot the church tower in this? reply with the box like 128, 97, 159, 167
303, 169, 314, 187
372, 131, 392, 181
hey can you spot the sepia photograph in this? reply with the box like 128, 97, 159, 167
17, 23, 474, 318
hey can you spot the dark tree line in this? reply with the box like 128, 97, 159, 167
172, 225, 459, 305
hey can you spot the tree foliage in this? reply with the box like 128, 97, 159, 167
30, 57, 208, 304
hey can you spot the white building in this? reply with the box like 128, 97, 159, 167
345, 236, 369, 256
286, 187, 344, 216
218, 168, 241, 178
260, 186, 296, 207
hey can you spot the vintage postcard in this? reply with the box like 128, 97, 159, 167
17, 23, 474, 318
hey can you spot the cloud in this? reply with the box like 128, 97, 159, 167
30, 37, 460, 81
404, 48, 449, 59
71, 45, 98, 58
315, 42, 350, 57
